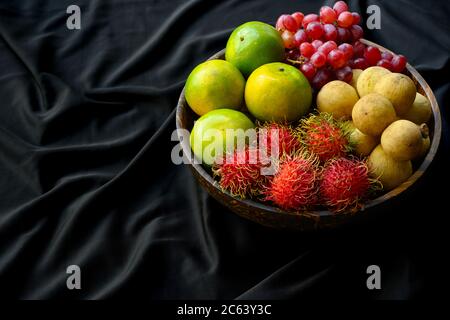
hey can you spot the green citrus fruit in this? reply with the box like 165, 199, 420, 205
225, 21, 285, 78
190, 109, 255, 166
185, 60, 245, 116
245, 62, 312, 122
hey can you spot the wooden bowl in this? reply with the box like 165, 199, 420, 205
176, 39, 442, 231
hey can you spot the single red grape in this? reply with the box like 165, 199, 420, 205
311, 40, 324, 50
310, 52, 327, 68
338, 43, 354, 60
350, 25, 364, 41
281, 30, 296, 49
323, 23, 338, 41
300, 62, 317, 81
318, 41, 338, 55
353, 57, 369, 69
320, 6, 337, 24
276, 15, 288, 31
391, 54, 407, 72
333, 1, 349, 16
300, 42, 316, 58
381, 51, 394, 61
306, 22, 324, 40
337, 27, 351, 43
377, 59, 394, 71
351, 12, 361, 25
328, 49, 347, 69
291, 12, 304, 28
283, 15, 299, 32
302, 13, 319, 29
293, 29, 308, 47
335, 65, 353, 83
337, 11, 353, 28
353, 41, 366, 57
312, 68, 335, 89
364, 46, 382, 66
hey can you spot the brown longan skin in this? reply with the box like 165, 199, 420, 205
381, 120, 424, 161
368, 145, 413, 191
374, 73, 417, 116
356, 66, 391, 97
352, 93, 397, 137
403, 92, 432, 125
317, 80, 359, 120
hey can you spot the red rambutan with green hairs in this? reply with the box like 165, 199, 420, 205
257, 122, 302, 158
213, 147, 269, 199
265, 152, 321, 211
297, 113, 352, 163
320, 157, 380, 213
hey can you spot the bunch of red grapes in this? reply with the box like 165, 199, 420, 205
276, 1, 407, 89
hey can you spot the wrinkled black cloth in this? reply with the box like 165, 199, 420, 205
0, 0, 449, 300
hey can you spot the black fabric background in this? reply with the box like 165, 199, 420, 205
0, 0, 449, 300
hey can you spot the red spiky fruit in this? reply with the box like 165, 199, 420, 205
265, 153, 320, 211
320, 157, 374, 213
258, 122, 302, 158
213, 147, 269, 199
299, 113, 351, 162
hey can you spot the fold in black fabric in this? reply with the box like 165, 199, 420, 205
0, 0, 449, 299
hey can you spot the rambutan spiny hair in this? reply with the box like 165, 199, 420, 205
320, 157, 380, 213
265, 151, 321, 211
297, 113, 353, 163
257, 121, 302, 158
212, 147, 270, 199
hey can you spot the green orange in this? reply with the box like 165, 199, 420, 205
190, 109, 255, 166
245, 62, 312, 122
226, 21, 285, 78
185, 60, 245, 116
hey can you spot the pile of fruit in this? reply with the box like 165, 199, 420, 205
184, 1, 432, 214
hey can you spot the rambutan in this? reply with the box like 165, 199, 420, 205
258, 122, 302, 159
298, 113, 352, 163
265, 153, 321, 211
320, 157, 378, 213
213, 147, 269, 199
